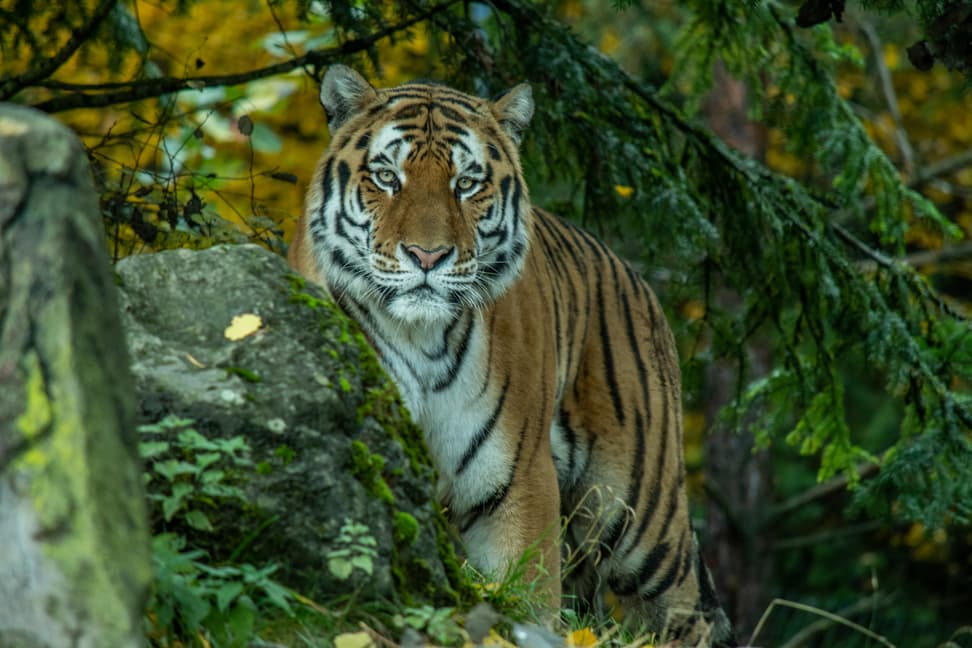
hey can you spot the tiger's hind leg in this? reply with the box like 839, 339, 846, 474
608, 533, 735, 647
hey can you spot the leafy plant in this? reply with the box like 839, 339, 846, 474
327, 518, 379, 581
139, 416, 252, 532
394, 605, 464, 645
139, 416, 293, 648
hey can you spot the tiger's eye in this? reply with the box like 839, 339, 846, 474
376, 169, 398, 186
456, 176, 477, 191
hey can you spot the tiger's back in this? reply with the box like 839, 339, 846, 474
289, 66, 733, 646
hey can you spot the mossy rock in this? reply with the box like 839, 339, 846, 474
116, 244, 475, 606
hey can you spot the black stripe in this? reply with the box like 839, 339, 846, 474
456, 375, 511, 474
595, 274, 625, 425
459, 409, 529, 534
475, 313, 499, 399
459, 486, 509, 533
610, 541, 669, 596
319, 157, 334, 199
435, 103, 467, 122
444, 136, 471, 154
433, 314, 475, 392
337, 160, 351, 194
621, 410, 668, 559
423, 312, 463, 361
355, 133, 371, 150
510, 177, 523, 238
559, 409, 578, 481
641, 532, 686, 602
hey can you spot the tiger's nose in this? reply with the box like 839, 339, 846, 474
403, 244, 453, 271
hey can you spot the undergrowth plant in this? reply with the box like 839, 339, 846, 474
139, 415, 293, 648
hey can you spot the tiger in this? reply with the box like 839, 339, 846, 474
288, 65, 734, 646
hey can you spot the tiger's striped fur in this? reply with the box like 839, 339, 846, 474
288, 66, 734, 646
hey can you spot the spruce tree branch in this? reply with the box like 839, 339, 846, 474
912, 148, 972, 187
860, 20, 916, 176
768, 463, 879, 522
0, 0, 119, 101
29, 0, 461, 114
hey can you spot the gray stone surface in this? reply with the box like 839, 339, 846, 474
116, 244, 465, 604
0, 104, 151, 648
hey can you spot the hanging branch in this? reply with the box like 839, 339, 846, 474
29, 0, 461, 113
0, 0, 118, 101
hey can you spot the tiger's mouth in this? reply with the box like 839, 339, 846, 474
387, 285, 458, 324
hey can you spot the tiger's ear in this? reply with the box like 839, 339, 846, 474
491, 83, 533, 145
320, 65, 380, 133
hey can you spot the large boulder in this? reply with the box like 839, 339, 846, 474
116, 244, 470, 606
0, 105, 151, 647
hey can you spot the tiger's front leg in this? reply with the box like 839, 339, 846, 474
447, 416, 564, 614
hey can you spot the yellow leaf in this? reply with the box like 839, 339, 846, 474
614, 184, 634, 199
224, 313, 263, 341
334, 632, 375, 648
566, 627, 598, 648
883, 43, 899, 70
482, 629, 518, 647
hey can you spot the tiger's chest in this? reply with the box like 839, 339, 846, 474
349, 306, 519, 515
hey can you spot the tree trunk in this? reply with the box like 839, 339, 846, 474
701, 62, 775, 638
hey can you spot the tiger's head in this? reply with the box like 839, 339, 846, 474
303, 66, 534, 325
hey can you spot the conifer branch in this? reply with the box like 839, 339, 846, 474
29, 0, 461, 113
0, 0, 118, 101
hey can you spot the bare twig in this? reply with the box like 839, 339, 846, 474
768, 462, 878, 521
777, 593, 896, 648
30, 0, 461, 113
860, 20, 916, 175
900, 240, 972, 267
0, 0, 118, 101
912, 148, 972, 187
773, 520, 884, 550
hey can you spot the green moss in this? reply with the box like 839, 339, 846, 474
225, 366, 262, 382
16, 352, 52, 438
393, 511, 419, 545
349, 439, 395, 505
274, 444, 296, 465
13, 349, 151, 644
286, 273, 478, 607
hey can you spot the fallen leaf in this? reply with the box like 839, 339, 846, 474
614, 184, 634, 199
334, 632, 375, 648
224, 313, 262, 341
566, 628, 598, 648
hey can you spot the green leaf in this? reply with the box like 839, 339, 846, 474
195, 452, 222, 470
138, 440, 170, 459
185, 509, 214, 532
350, 554, 374, 575
215, 582, 244, 612
328, 557, 352, 580
162, 494, 186, 522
